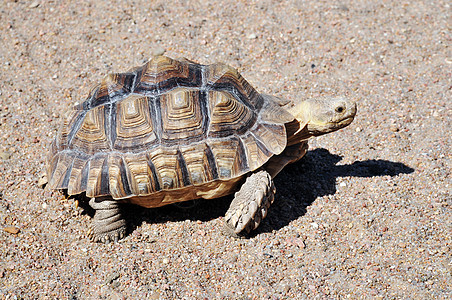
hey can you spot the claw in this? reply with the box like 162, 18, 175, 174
230, 213, 239, 228
248, 201, 258, 216
255, 190, 264, 206
87, 227, 93, 237
253, 212, 261, 229
261, 205, 268, 218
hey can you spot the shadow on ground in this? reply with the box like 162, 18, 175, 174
78, 148, 414, 237
256, 148, 414, 235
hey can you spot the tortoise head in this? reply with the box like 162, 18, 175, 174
286, 96, 357, 144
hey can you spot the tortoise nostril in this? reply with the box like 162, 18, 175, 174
335, 106, 345, 113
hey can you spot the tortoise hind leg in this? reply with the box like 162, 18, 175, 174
88, 197, 127, 243
224, 170, 275, 237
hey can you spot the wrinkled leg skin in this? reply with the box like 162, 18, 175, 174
224, 170, 275, 238
265, 142, 308, 177
88, 197, 127, 243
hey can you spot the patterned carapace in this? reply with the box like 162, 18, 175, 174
46, 56, 289, 202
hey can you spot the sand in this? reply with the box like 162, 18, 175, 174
0, 0, 450, 298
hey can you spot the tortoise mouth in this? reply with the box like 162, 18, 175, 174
324, 116, 355, 132
337, 116, 355, 127
306, 115, 355, 137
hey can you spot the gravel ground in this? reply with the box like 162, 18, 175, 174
0, 0, 450, 299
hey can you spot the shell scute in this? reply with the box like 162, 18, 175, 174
87, 72, 136, 109
239, 132, 274, 170
208, 90, 256, 138
54, 108, 85, 151
134, 55, 202, 95
251, 123, 287, 155
85, 155, 109, 197
48, 152, 75, 189
180, 143, 218, 185
66, 156, 89, 195
207, 137, 249, 180
70, 106, 110, 155
205, 62, 261, 109
113, 95, 158, 151
107, 154, 132, 199
147, 147, 187, 190
159, 88, 208, 145
121, 153, 160, 196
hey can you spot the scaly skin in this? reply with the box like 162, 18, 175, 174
224, 170, 275, 237
88, 198, 127, 243
265, 142, 309, 178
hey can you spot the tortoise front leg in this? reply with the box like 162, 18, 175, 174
88, 197, 127, 243
224, 170, 275, 237
265, 141, 308, 177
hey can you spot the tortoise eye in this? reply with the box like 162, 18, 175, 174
335, 106, 345, 113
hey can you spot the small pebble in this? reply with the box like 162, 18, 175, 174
398, 242, 406, 248
38, 173, 48, 188
390, 124, 399, 132
310, 222, 319, 229
3, 226, 20, 234
105, 272, 120, 284
152, 47, 166, 56
29, 1, 40, 8
0, 152, 10, 160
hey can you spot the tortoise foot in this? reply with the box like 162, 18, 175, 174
224, 170, 275, 237
89, 198, 127, 243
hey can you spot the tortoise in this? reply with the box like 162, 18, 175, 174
46, 55, 357, 242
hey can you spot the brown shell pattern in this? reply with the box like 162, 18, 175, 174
47, 56, 290, 200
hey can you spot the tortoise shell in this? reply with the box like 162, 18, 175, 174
46, 56, 291, 206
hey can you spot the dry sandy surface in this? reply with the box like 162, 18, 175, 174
0, 0, 450, 299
